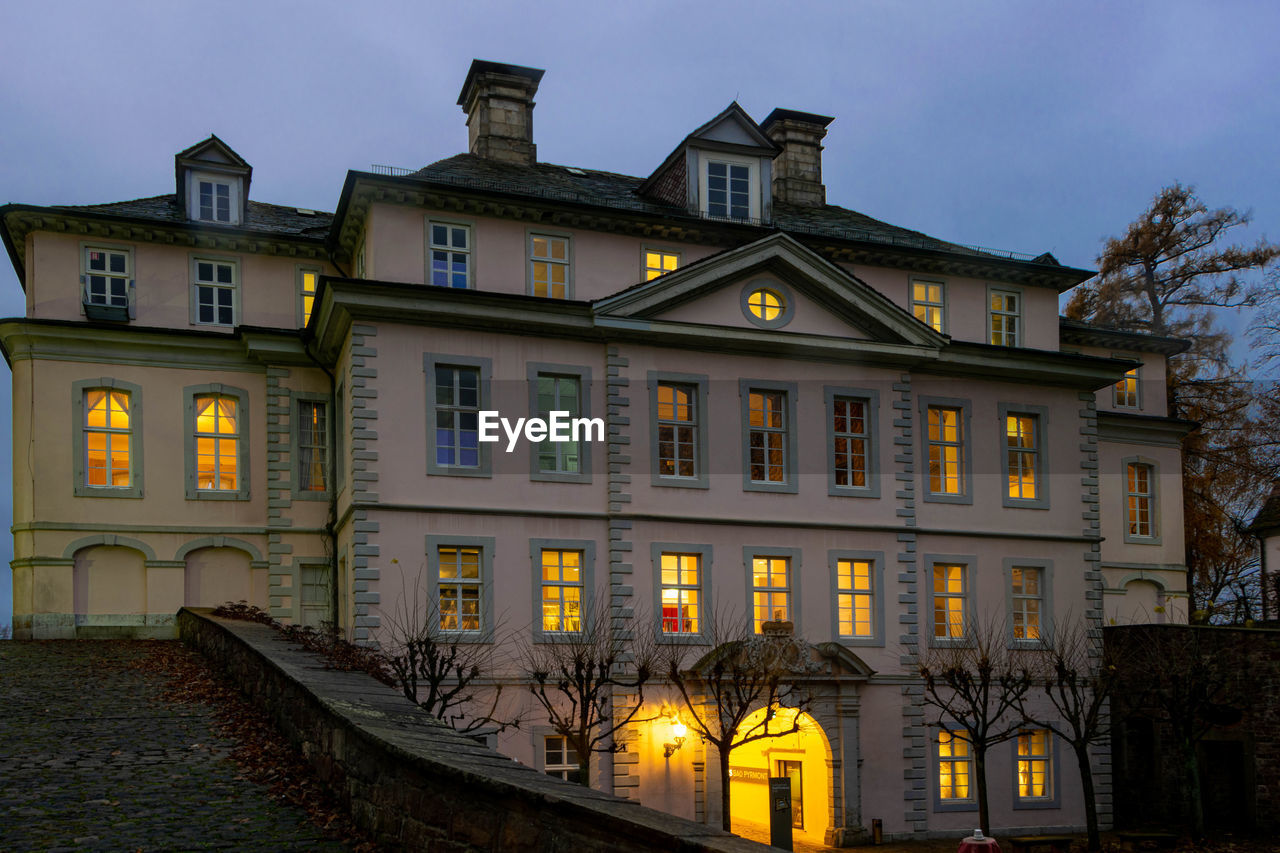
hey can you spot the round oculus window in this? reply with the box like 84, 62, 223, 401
747, 288, 785, 322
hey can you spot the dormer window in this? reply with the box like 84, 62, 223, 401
198, 179, 232, 222
189, 172, 241, 224
174, 136, 251, 227
699, 154, 760, 222
707, 161, 750, 220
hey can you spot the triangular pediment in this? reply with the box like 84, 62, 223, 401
594, 232, 945, 348
176, 134, 250, 169
688, 102, 779, 152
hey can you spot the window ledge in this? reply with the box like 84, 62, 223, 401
83, 304, 130, 322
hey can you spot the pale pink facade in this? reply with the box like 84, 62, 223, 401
2, 61, 1193, 843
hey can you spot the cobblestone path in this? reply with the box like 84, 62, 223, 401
0, 641, 350, 852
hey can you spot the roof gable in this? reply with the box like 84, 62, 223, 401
176, 134, 250, 169
594, 232, 945, 347
688, 102, 779, 152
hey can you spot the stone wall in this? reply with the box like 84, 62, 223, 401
1106, 624, 1280, 835
177, 608, 774, 852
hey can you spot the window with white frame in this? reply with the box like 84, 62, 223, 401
748, 389, 788, 484
530, 234, 569, 298
299, 564, 329, 628
644, 249, 679, 281
434, 365, 481, 469
1016, 729, 1053, 800
84, 387, 132, 488
938, 729, 974, 803
429, 222, 471, 289
927, 406, 964, 496
298, 267, 320, 327
989, 289, 1021, 346
705, 160, 751, 220
1114, 366, 1140, 409
657, 382, 698, 479
193, 258, 236, 326
544, 735, 582, 783
837, 558, 874, 639
832, 396, 870, 489
911, 279, 945, 333
296, 400, 327, 493
1005, 413, 1039, 501
534, 373, 581, 475
194, 177, 234, 223
751, 556, 791, 632
659, 552, 701, 635
540, 548, 583, 634
437, 544, 482, 633
1127, 462, 1155, 538
1010, 567, 1042, 641
193, 393, 241, 492
83, 246, 131, 310
933, 563, 967, 640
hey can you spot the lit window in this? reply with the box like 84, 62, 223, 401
438, 545, 482, 632
83, 247, 130, 311
707, 161, 750, 220
197, 179, 232, 223
530, 234, 569, 298
912, 279, 945, 333
194, 394, 239, 491
832, 397, 870, 489
535, 374, 581, 475
644, 250, 679, 281
927, 406, 964, 496
746, 288, 784, 322
1127, 462, 1155, 538
1011, 567, 1042, 641
296, 400, 327, 492
933, 563, 966, 640
837, 559, 874, 639
1114, 366, 1140, 408
544, 735, 582, 783
657, 383, 697, 479
429, 222, 471, 288
660, 553, 700, 634
1017, 730, 1052, 800
938, 730, 973, 801
990, 289, 1020, 346
748, 390, 788, 484
84, 389, 131, 488
541, 549, 583, 633
298, 267, 319, 327
751, 556, 791, 632
1005, 414, 1038, 500
434, 366, 480, 469
193, 258, 236, 326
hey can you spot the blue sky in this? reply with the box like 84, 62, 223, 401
1, 0, 1277, 629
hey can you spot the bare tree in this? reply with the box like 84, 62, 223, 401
1020, 620, 1120, 852
378, 560, 519, 735
912, 616, 1034, 835
662, 611, 821, 832
520, 590, 657, 787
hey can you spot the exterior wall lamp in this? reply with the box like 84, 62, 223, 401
663, 714, 688, 758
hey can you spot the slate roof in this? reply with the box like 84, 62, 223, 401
410, 154, 1042, 263
51, 194, 332, 239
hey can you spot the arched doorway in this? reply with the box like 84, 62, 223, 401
728, 707, 832, 845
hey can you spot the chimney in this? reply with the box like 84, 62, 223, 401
456, 59, 546, 166
761, 109, 834, 207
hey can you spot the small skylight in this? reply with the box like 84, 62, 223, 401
295, 208, 317, 216
564, 167, 586, 175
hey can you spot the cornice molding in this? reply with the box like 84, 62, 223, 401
1097, 411, 1198, 447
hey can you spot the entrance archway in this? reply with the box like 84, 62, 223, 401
728, 708, 832, 845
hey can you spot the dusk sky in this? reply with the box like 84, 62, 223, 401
1, 1, 1277, 628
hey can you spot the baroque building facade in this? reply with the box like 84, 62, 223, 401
1, 60, 1191, 843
